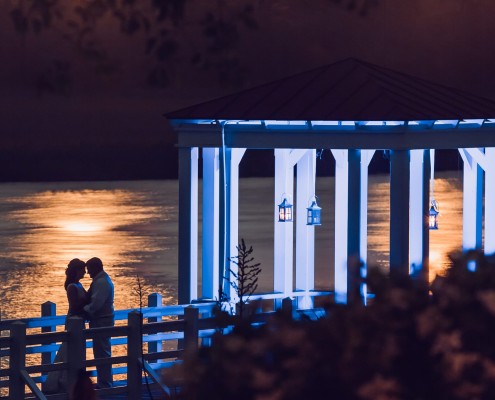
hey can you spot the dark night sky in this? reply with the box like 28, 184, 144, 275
1, 0, 494, 181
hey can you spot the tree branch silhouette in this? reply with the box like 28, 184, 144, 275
8, 0, 379, 94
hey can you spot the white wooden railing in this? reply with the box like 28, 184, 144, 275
0, 291, 330, 399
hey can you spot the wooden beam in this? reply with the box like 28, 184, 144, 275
331, 149, 348, 304
295, 149, 316, 309
175, 123, 495, 150
463, 148, 489, 170
409, 150, 425, 272
485, 148, 495, 254
274, 149, 294, 300
228, 148, 246, 302
459, 149, 483, 251
21, 370, 47, 400
178, 147, 198, 304
202, 148, 220, 300
422, 150, 430, 280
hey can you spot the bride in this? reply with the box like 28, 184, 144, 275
44, 258, 88, 393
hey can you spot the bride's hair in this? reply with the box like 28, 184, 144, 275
65, 258, 86, 290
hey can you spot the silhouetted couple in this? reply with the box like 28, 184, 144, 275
45, 257, 114, 394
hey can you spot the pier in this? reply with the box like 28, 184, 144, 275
0, 291, 329, 399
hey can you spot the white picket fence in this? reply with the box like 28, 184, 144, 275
0, 291, 329, 399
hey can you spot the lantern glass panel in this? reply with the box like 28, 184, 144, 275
314, 212, 320, 224
278, 197, 293, 222
306, 199, 322, 226
429, 204, 439, 230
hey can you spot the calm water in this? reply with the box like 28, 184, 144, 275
0, 172, 463, 320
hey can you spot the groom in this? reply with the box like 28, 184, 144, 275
84, 257, 115, 389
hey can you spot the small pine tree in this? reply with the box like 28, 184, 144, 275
227, 239, 261, 318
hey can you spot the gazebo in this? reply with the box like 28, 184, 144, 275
166, 58, 495, 307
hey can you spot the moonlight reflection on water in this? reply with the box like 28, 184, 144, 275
0, 181, 179, 319
0, 172, 464, 320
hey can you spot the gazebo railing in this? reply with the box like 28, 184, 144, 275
0, 292, 331, 398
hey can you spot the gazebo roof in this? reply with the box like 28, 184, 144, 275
166, 58, 495, 121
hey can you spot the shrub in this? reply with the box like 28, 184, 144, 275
173, 251, 495, 400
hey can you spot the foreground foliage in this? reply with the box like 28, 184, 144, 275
173, 251, 495, 400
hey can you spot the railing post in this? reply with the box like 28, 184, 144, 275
67, 317, 85, 390
184, 306, 199, 353
147, 293, 162, 355
10, 321, 26, 399
128, 311, 143, 399
41, 301, 56, 392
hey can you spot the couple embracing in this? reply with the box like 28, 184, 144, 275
45, 257, 114, 394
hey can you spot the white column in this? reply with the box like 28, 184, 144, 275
274, 149, 294, 297
331, 150, 348, 304
296, 149, 316, 309
485, 147, 495, 254
228, 148, 246, 302
459, 148, 483, 251
178, 147, 198, 304
409, 149, 425, 272
201, 148, 220, 300
360, 150, 375, 301
219, 148, 230, 299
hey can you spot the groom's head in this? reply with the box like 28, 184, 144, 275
86, 257, 103, 279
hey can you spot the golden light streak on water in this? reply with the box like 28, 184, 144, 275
363, 171, 464, 282
62, 221, 105, 234
427, 174, 463, 280
236, 171, 465, 293
0, 181, 178, 320
0, 172, 466, 320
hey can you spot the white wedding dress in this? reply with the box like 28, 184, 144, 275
44, 282, 87, 393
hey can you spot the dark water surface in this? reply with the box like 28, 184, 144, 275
0, 172, 463, 319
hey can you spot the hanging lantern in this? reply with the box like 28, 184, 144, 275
306, 196, 322, 226
429, 200, 439, 230
278, 195, 293, 222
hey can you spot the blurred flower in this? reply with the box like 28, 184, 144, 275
357, 374, 402, 400
431, 330, 462, 355
172, 250, 495, 400
477, 290, 495, 316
